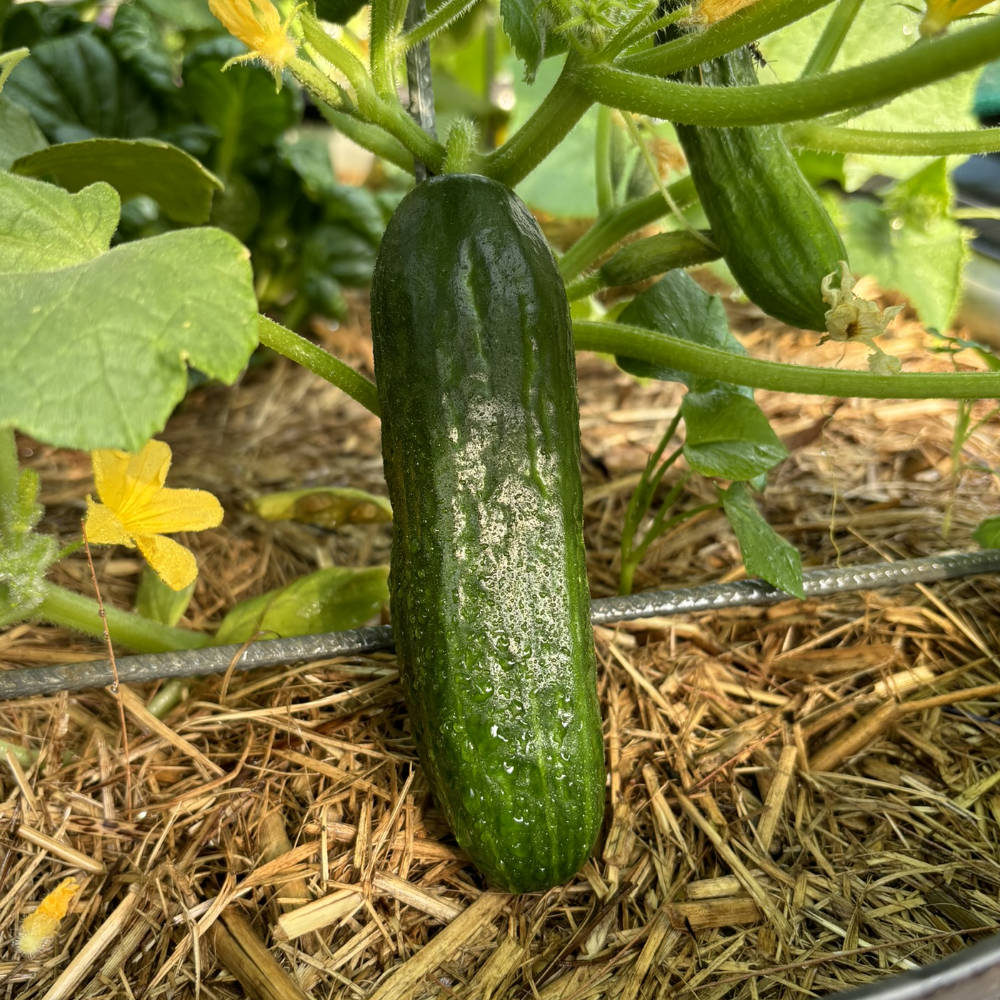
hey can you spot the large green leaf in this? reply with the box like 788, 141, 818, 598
109, 1, 175, 95
3, 32, 158, 142
681, 387, 788, 481
721, 481, 804, 598
835, 159, 970, 330
760, 0, 983, 188
616, 270, 750, 395
13, 138, 222, 225
215, 566, 389, 643
0, 174, 258, 450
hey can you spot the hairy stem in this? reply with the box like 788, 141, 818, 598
483, 58, 594, 187
258, 316, 380, 416
622, 0, 837, 75
574, 16, 1000, 126
785, 123, 1000, 156
400, 0, 481, 49
574, 320, 1000, 399
799, 0, 864, 76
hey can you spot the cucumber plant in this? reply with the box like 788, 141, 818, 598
2, 0, 1000, 892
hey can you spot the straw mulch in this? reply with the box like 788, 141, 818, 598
2, 288, 1000, 1000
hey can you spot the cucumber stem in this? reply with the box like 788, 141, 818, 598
595, 105, 616, 215
36, 581, 210, 653
574, 319, 1000, 399
482, 58, 594, 187
558, 175, 699, 282
574, 15, 1000, 127
784, 123, 1000, 156
258, 316, 381, 416
399, 0, 481, 49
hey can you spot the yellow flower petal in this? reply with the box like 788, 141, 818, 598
208, 0, 297, 72
84, 497, 135, 547
124, 487, 224, 536
135, 535, 198, 591
92, 440, 171, 517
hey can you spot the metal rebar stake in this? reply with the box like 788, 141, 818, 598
404, 0, 436, 180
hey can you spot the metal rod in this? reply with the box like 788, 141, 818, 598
2, 550, 998, 701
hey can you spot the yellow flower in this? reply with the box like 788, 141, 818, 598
84, 440, 223, 591
208, 0, 301, 87
920, 0, 994, 36
18, 877, 79, 956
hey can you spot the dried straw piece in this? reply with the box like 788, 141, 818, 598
117, 685, 223, 777
366, 891, 508, 1000
17, 825, 106, 874
754, 743, 798, 854
810, 700, 900, 773
275, 887, 364, 941
460, 934, 527, 999
665, 897, 761, 930
209, 907, 311, 1000
616, 907, 678, 1000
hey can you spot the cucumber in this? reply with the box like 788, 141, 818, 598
674, 46, 848, 331
370, 173, 606, 893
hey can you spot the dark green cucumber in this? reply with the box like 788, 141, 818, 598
370, 173, 605, 893
674, 46, 847, 331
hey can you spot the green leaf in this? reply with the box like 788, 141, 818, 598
973, 517, 1000, 548
721, 481, 804, 599
761, 0, 982, 188
0, 432, 57, 628
836, 159, 970, 330
135, 565, 195, 627
138, 0, 220, 31
182, 38, 302, 168
315, 0, 368, 24
252, 487, 392, 528
616, 270, 750, 395
509, 55, 595, 215
0, 173, 258, 450
109, 1, 175, 95
215, 565, 389, 643
4, 33, 158, 142
0, 173, 119, 273
500, 0, 549, 83
0, 46, 29, 91
681, 387, 787, 481
13, 138, 222, 225
0, 96, 47, 169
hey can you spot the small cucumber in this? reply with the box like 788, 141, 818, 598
370, 174, 606, 893
674, 45, 848, 331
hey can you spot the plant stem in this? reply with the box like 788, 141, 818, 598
258, 316, 380, 416
299, 14, 371, 98
370, 0, 409, 96
622, 0, 837, 75
784, 123, 1000, 156
573, 319, 1000, 399
483, 58, 594, 187
558, 175, 698, 281
574, 16, 1000, 126
318, 104, 415, 172
595, 105, 616, 214
36, 581, 209, 653
799, 0, 864, 76
399, 0, 481, 49
566, 228, 719, 299
0, 427, 17, 507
